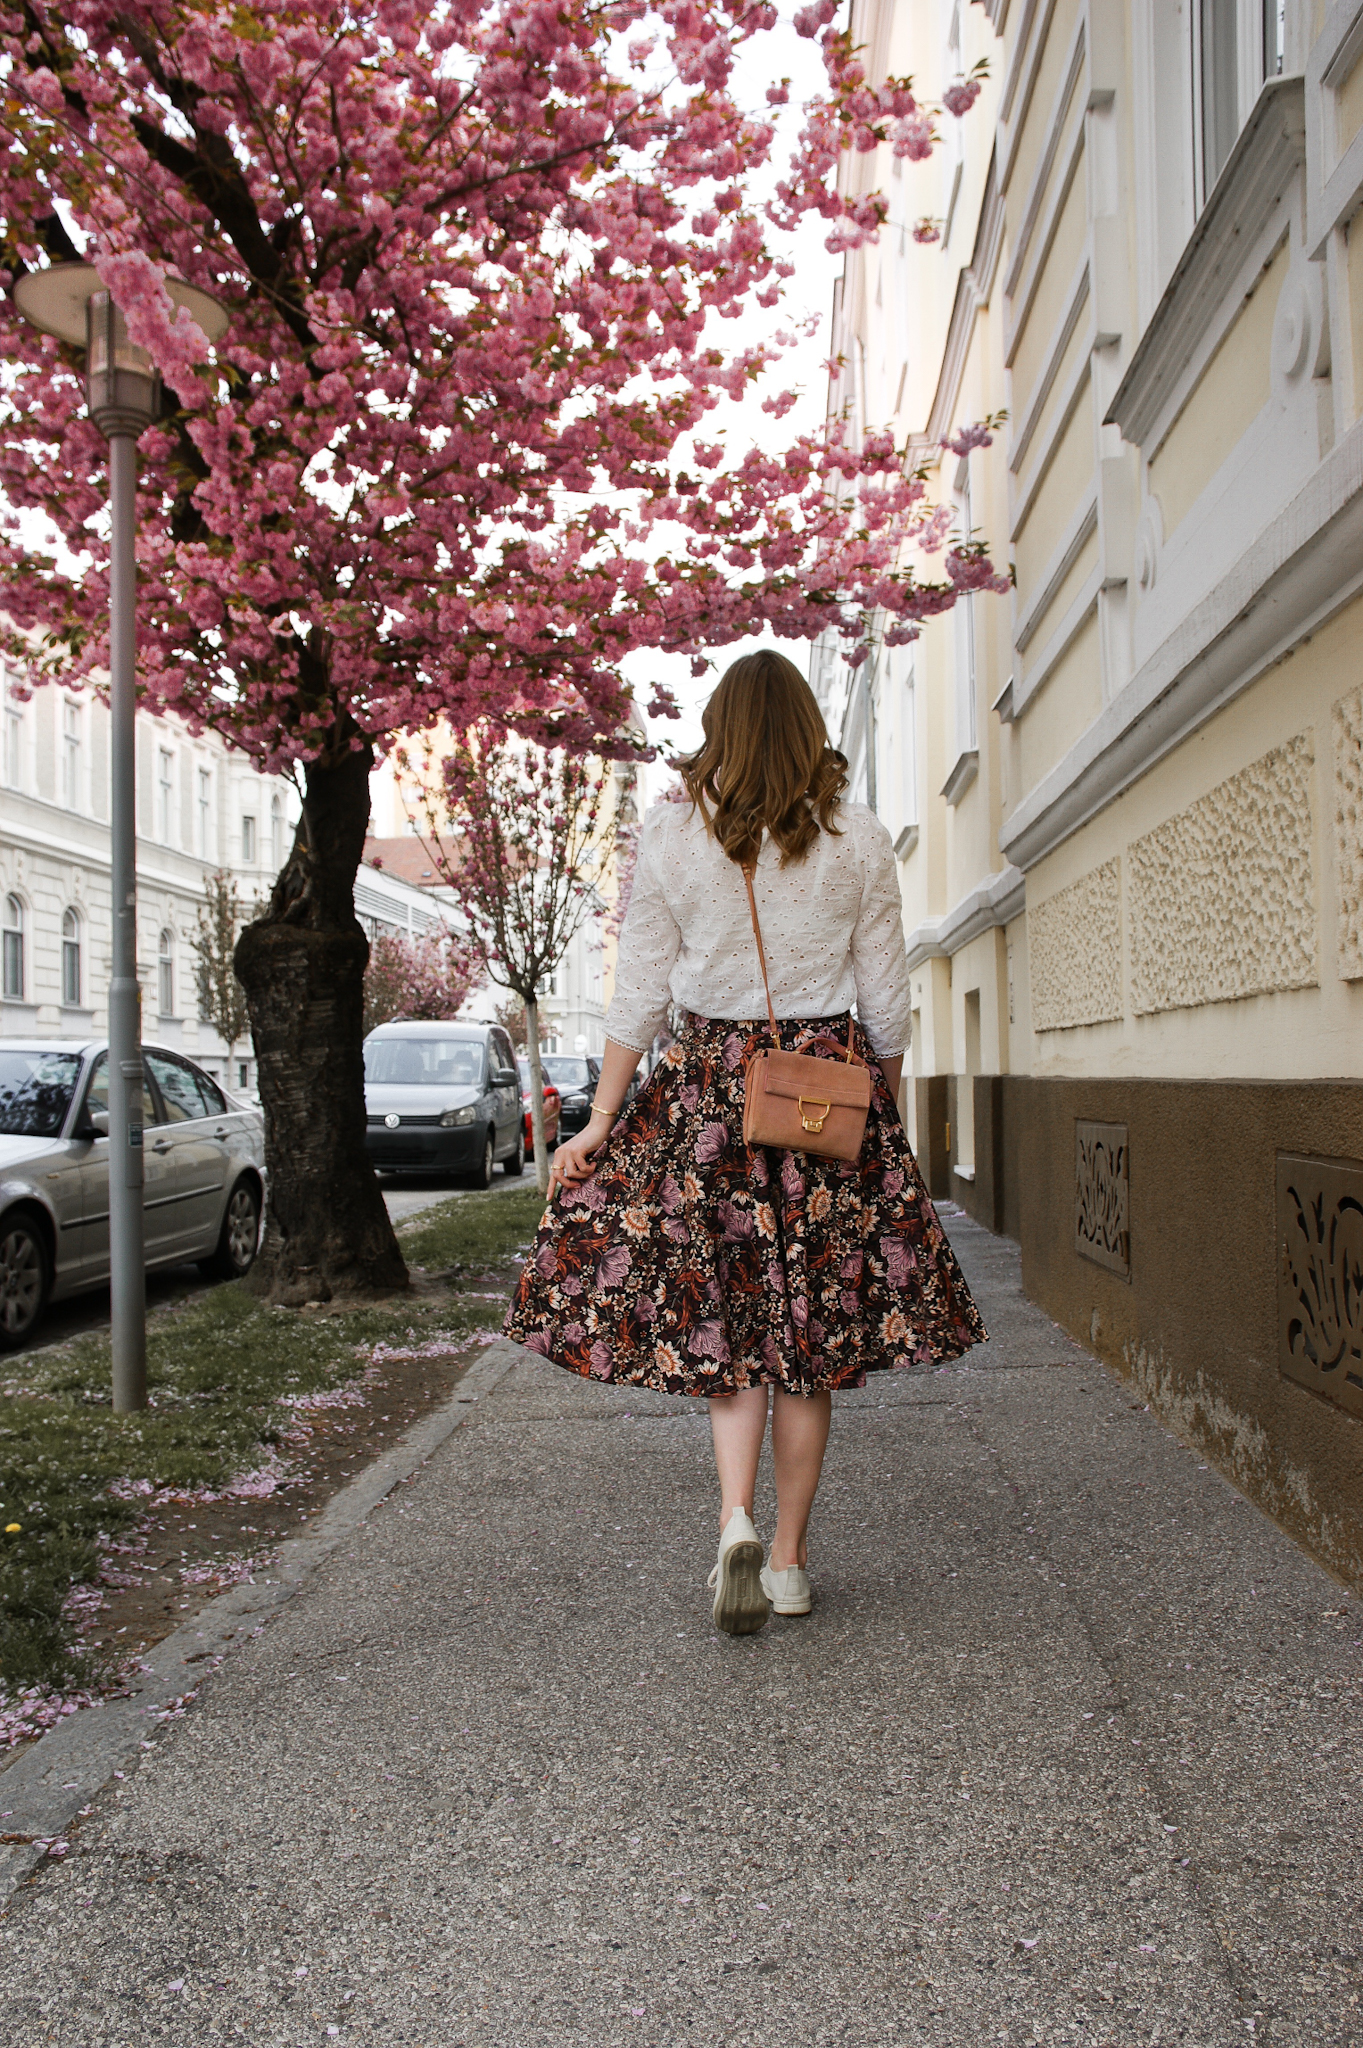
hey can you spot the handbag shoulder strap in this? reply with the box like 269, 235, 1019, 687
741, 858, 856, 1063
741, 862, 780, 1042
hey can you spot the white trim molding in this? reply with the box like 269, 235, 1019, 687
1106, 76, 1308, 448
904, 865, 1027, 971
941, 749, 980, 805
999, 409, 1363, 872
905, 156, 1005, 465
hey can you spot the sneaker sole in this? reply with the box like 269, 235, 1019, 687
712, 1538, 769, 1635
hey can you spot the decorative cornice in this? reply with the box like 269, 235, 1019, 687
904, 865, 1026, 970
998, 408, 1363, 873
906, 152, 1004, 468
941, 748, 980, 805
1106, 76, 1307, 449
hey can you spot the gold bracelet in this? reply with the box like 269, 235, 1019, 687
590, 1098, 619, 1117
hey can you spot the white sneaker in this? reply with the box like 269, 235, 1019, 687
707, 1508, 770, 1635
760, 1564, 812, 1616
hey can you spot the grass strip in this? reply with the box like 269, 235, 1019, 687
0, 1188, 542, 1700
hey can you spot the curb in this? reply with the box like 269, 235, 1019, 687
0, 1338, 525, 1902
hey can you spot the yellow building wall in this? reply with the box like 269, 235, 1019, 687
1019, 590, 1363, 1082
1148, 238, 1287, 537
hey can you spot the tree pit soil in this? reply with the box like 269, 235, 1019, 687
76, 1270, 516, 1673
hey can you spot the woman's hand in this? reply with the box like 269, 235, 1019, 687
546, 1039, 643, 1195
548, 1109, 614, 1193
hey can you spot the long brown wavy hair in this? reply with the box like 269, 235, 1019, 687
678, 650, 848, 868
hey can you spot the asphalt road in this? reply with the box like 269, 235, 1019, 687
4, 1213, 1358, 2045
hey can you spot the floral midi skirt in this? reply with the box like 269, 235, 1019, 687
504, 1012, 986, 1398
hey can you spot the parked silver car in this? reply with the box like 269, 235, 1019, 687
0, 1039, 266, 1349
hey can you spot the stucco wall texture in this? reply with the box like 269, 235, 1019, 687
989, 1075, 1363, 1585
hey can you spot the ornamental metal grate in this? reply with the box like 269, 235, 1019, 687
1277, 1152, 1363, 1418
1075, 1120, 1130, 1278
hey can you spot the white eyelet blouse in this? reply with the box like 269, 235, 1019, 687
604, 798, 912, 1059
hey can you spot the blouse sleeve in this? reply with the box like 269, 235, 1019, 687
602, 807, 683, 1054
850, 816, 912, 1058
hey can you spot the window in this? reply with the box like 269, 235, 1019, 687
1194, 0, 1282, 206
61, 908, 81, 1008
953, 476, 978, 759
2, 895, 23, 1000
158, 928, 175, 1017
269, 793, 283, 869
197, 767, 212, 859
62, 698, 82, 811
144, 1049, 209, 1122
2, 665, 23, 790
237, 1061, 249, 1090
241, 813, 256, 864
898, 649, 919, 830
158, 748, 175, 844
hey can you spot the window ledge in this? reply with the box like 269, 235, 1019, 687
1106, 75, 1306, 449
940, 750, 979, 806
992, 676, 1016, 724
953, 1163, 976, 1182
893, 823, 919, 859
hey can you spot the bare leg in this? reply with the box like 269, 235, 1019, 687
769, 1388, 832, 1570
709, 1386, 769, 1528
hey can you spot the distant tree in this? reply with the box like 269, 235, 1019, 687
407, 727, 627, 1196
192, 872, 252, 1068
493, 995, 550, 1054
362, 929, 482, 1037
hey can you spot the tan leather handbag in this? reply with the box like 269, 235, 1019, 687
739, 863, 872, 1163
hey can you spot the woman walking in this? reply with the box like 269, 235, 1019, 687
505, 651, 985, 1633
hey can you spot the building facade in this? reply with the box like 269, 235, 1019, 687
1, 664, 436, 1094
820, 0, 1363, 1577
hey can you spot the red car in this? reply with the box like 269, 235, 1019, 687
517, 1059, 561, 1151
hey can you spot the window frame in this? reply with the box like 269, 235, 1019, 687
61, 906, 81, 1008
158, 747, 175, 845
157, 926, 175, 1019
2, 662, 25, 791
61, 696, 83, 812
2, 893, 24, 1001
1192, 0, 1280, 211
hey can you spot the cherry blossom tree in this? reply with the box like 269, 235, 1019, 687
406, 727, 626, 1195
0, 0, 1001, 1299
362, 927, 483, 1036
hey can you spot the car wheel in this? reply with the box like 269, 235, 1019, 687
503, 1122, 526, 1177
468, 1130, 495, 1190
0, 1212, 49, 1351
200, 1178, 262, 1282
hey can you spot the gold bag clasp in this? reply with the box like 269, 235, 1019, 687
798, 1098, 831, 1134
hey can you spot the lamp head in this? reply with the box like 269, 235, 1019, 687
11, 260, 229, 440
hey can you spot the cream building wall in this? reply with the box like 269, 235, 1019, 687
820, 0, 1363, 1582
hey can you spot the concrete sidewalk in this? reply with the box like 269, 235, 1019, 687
2, 1215, 1359, 2046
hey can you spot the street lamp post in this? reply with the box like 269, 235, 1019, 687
11, 264, 228, 1412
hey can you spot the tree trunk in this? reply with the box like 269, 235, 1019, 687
525, 995, 551, 1197
234, 728, 408, 1304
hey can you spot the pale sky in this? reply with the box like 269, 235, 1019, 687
623, 7, 844, 783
